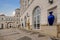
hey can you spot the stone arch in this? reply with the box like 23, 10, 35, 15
32, 6, 41, 29
7, 22, 14, 28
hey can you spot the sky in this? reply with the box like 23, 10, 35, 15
0, 0, 20, 16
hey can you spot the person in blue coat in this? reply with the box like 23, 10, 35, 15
48, 11, 55, 26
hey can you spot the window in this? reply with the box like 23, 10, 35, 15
33, 6, 40, 29
1, 24, 3, 29
28, 0, 30, 6
24, 0, 26, 6
2, 18, 3, 20
24, 16, 27, 27
22, 23, 23, 27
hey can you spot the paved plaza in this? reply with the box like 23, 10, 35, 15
0, 28, 54, 40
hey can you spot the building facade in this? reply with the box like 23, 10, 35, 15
0, 14, 20, 29
0, 8, 20, 29
15, 8, 20, 28
20, 0, 60, 37
15, 8, 20, 17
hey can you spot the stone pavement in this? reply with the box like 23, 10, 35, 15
0, 28, 52, 40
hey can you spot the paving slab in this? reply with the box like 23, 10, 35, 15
0, 28, 52, 40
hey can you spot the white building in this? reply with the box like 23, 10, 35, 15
20, 0, 60, 37
0, 8, 20, 29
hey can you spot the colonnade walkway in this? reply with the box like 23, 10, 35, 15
0, 28, 58, 40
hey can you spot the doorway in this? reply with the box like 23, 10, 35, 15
32, 6, 41, 29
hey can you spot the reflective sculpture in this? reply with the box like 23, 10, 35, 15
48, 11, 55, 26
